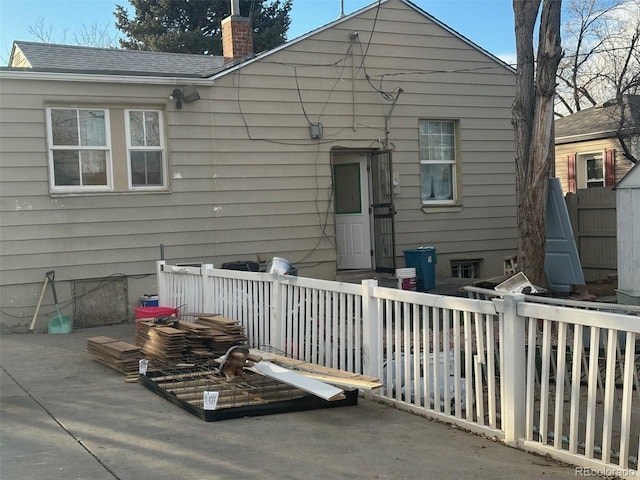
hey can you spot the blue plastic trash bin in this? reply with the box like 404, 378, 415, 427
403, 247, 436, 291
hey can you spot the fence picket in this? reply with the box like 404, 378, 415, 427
156, 262, 639, 476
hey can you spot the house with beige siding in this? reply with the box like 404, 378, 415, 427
0, 0, 517, 332
554, 95, 639, 194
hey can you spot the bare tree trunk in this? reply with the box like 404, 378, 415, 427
512, 0, 563, 287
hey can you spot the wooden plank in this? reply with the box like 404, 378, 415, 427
87, 336, 118, 345
251, 348, 382, 390
251, 361, 345, 401
299, 372, 382, 390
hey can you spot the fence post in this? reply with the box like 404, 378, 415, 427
157, 260, 166, 304
361, 279, 380, 379
270, 274, 283, 352
502, 292, 526, 446
202, 264, 214, 313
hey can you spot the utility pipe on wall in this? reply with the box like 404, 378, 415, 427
350, 31, 358, 131
231, 0, 240, 16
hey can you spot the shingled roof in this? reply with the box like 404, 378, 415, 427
555, 94, 640, 144
8, 41, 228, 78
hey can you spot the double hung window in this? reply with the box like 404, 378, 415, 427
47, 108, 111, 192
126, 110, 165, 189
46, 107, 167, 194
578, 152, 604, 188
419, 120, 457, 204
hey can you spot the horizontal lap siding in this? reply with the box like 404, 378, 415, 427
0, 71, 337, 285
554, 138, 634, 194
0, 0, 516, 296
367, 1, 516, 275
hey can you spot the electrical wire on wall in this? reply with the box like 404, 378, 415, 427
293, 140, 337, 267
226, 0, 523, 269
0, 272, 151, 320
234, 45, 363, 145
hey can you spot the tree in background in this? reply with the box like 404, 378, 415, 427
556, 0, 639, 164
512, 0, 563, 286
28, 15, 118, 48
115, 0, 292, 55
557, 0, 639, 114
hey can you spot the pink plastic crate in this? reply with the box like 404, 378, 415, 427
134, 306, 178, 330
134, 306, 178, 319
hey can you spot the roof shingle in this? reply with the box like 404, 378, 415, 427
9, 41, 227, 77
555, 95, 640, 142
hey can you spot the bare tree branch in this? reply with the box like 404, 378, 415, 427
27, 16, 117, 48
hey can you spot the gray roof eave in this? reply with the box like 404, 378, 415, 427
555, 130, 617, 144
0, 68, 215, 85
555, 127, 639, 145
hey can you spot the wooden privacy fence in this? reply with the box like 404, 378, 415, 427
565, 187, 617, 282
157, 261, 639, 479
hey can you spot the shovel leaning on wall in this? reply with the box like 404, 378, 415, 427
46, 270, 73, 334
28, 273, 49, 333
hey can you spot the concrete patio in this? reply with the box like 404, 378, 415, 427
1, 323, 589, 479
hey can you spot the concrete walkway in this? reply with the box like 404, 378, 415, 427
1, 323, 586, 480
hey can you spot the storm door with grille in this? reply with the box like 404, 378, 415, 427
370, 150, 396, 272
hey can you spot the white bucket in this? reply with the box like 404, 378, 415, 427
268, 257, 292, 274
396, 267, 416, 291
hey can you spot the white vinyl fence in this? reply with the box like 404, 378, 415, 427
157, 261, 639, 479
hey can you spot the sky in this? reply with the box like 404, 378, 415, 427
0, 0, 516, 64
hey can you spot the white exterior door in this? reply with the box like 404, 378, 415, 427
334, 154, 371, 269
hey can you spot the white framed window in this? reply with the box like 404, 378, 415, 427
46, 108, 112, 193
577, 151, 604, 188
419, 120, 457, 204
125, 109, 167, 189
46, 107, 168, 194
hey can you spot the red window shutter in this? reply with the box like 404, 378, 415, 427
604, 148, 616, 186
567, 153, 577, 193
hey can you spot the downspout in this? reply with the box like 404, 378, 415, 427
230, 0, 239, 15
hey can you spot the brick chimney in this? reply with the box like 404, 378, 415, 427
221, 0, 254, 63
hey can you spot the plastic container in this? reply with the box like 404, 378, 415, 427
267, 257, 297, 276
140, 294, 159, 307
396, 268, 417, 291
403, 247, 436, 291
494, 272, 539, 294
221, 261, 260, 272
134, 306, 178, 330
134, 306, 178, 319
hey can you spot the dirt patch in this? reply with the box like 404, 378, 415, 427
585, 277, 617, 299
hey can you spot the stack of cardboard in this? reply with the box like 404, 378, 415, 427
176, 320, 217, 359
135, 322, 185, 361
87, 336, 141, 375
192, 315, 248, 356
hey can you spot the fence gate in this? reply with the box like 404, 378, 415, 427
564, 186, 617, 281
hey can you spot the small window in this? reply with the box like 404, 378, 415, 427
46, 108, 112, 192
125, 109, 166, 189
419, 120, 457, 204
577, 152, 604, 188
334, 163, 362, 214
451, 259, 481, 279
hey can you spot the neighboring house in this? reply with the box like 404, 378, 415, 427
0, 0, 518, 331
555, 95, 640, 194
